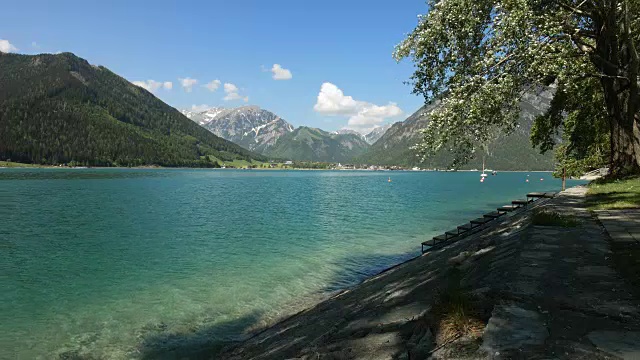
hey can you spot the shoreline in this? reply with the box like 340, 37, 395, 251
5, 177, 582, 359
216, 192, 549, 358
0, 162, 556, 173
213, 192, 564, 358
217, 184, 640, 359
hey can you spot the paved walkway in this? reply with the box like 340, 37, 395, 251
595, 209, 640, 245
470, 186, 640, 359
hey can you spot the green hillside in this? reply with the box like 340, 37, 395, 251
0, 52, 264, 167
356, 90, 557, 170
265, 126, 369, 163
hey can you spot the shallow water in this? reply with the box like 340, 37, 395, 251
0, 169, 584, 358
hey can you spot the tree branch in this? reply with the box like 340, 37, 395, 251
553, 0, 594, 18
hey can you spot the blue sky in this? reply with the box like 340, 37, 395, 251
1, 0, 429, 133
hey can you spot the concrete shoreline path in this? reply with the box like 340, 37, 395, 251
219, 186, 640, 360
595, 209, 640, 245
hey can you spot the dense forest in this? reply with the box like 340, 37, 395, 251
0, 52, 265, 167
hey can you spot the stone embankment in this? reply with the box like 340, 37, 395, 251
220, 186, 640, 359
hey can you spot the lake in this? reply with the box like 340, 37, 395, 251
0, 169, 584, 359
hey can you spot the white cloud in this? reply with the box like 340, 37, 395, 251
313, 82, 403, 134
0, 39, 19, 53
204, 79, 221, 92
179, 77, 198, 92
31, 41, 39, 48
224, 83, 239, 93
346, 103, 402, 133
133, 79, 173, 93
271, 64, 292, 80
223, 82, 248, 102
314, 82, 360, 115
191, 104, 212, 112
133, 80, 163, 92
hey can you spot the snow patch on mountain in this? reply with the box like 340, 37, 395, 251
181, 105, 294, 153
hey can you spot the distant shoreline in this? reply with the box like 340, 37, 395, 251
0, 161, 555, 172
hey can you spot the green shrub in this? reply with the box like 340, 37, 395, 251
531, 210, 578, 227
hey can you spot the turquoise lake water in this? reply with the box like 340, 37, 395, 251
0, 169, 585, 359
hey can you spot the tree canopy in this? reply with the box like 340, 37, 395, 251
396, 0, 640, 176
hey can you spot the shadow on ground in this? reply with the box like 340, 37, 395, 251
217, 239, 476, 359
586, 190, 640, 209
322, 251, 419, 293
133, 312, 263, 360
128, 252, 425, 360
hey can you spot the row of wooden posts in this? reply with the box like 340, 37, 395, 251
421, 192, 557, 253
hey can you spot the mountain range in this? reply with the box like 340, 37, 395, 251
181, 106, 374, 163
181, 106, 294, 154
356, 88, 556, 170
181, 107, 398, 163
363, 124, 392, 144
1, 50, 556, 170
184, 93, 554, 170
0, 52, 264, 167
267, 126, 370, 163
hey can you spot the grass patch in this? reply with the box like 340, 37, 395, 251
432, 268, 485, 343
587, 176, 640, 210
218, 159, 267, 168
531, 209, 579, 227
0, 161, 47, 168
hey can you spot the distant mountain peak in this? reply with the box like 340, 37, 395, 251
180, 107, 226, 126
334, 128, 362, 135
364, 124, 392, 144
234, 105, 261, 111
182, 105, 294, 153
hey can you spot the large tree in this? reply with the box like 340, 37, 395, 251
531, 77, 610, 177
396, 0, 640, 176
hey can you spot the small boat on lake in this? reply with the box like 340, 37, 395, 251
480, 157, 488, 182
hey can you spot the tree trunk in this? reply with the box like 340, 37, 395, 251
593, 0, 640, 177
608, 111, 640, 176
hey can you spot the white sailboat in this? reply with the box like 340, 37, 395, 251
480, 156, 488, 182
481, 157, 488, 177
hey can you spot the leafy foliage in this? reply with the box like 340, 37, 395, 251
396, 0, 640, 174
531, 209, 579, 227
0, 52, 265, 167
355, 92, 556, 170
531, 78, 610, 177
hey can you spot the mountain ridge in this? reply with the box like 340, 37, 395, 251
182, 106, 295, 154
356, 88, 556, 170
183, 106, 384, 162
364, 124, 393, 144
0, 52, 264, 167
265, 126, 370, 162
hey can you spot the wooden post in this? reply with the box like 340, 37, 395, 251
562, 167, 566, 191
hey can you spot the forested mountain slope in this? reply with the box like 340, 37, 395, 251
265, 126, 370, 163
356, 89, 556, 170
0, 52, 264, 167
